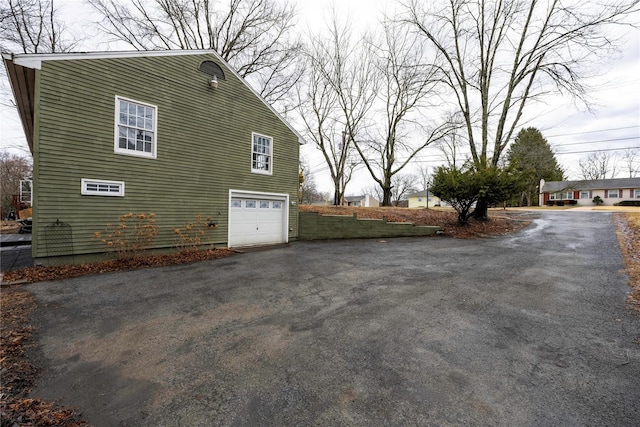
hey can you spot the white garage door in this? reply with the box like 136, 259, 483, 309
228, 192, 287, 247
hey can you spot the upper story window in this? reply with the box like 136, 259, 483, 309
252, 133, 272, 175
115, 96, 157, 159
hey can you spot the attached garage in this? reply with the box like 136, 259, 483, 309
228, 190, 289, 247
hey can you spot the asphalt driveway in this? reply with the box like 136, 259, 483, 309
28, 211, 639, 426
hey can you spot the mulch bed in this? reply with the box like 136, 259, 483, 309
2, 248, 237, 285
299, 205, 532, 239
614, 213, 640, 313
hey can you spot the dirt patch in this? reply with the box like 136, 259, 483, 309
0, 289, 89, 426
614, 212, 640, 313
299, 205, 532, 239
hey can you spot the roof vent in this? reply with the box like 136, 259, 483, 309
199, 60, 225, 81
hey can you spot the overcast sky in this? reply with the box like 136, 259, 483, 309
1, 0, 638, 194
296, 0, 640, 192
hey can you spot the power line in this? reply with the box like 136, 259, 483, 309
552, 136, 639, 147
555, 146, 640, 155
546, 125, 639, 138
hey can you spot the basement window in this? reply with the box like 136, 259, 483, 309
81, 179, 125, 197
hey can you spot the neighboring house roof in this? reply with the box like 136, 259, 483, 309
345, 195, 366, 202
408, 190, 436, 198
542, 178, 640, 192
2, 49, 305, 153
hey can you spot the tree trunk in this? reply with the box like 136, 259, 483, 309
381, 186, 393, 206
472, 199, 489, 221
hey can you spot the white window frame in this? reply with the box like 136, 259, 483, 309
634, 189, 640, 198
607, 189, 619, 198
81, 178, 125, 197
580, 191, 591, 199
19, 179, 33, 205
114, 96, 158, 159
251, 132, 273, 175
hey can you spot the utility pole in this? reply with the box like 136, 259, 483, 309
426, 181, 430, 209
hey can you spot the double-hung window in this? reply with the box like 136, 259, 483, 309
115, 96, 157, 158
252, 133, 272, 174
634, 189, 640, 198
607, 189, 619, 198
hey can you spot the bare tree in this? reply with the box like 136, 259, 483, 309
403, 0, 638, 219
436, 125, 467, 169
0, 0, 79, 53
88, 0, 302, 110
349, 19, 451, 206
578, 151, 619, 180
297, 15, 375, 206
390, 173, 419, 206
0, 150, 32, 217
620, 148, 640, 178
365, 184, 383, 204
416, 164, 431, 191
299, 158, 324, 204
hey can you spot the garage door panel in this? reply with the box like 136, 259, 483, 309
229, 195, 286, 247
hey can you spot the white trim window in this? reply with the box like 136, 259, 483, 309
634, 189, 640, 198
252, 133, 272, 174
550, 191, 573, 200
606, 189, 619, 198
580, 191, 591, 199
115, 96, 157, 158
81, 179, 125, 197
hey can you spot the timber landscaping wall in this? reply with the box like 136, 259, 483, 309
299, 212, 442, 240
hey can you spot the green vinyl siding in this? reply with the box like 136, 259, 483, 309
32, 53, 299, 262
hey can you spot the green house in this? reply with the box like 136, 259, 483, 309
3, 50, 302, 265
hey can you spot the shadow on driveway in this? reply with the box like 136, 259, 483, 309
27, 211, 640, 426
